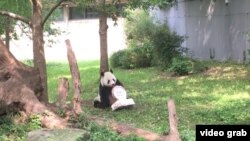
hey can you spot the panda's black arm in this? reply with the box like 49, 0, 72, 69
99, 85, 111, 108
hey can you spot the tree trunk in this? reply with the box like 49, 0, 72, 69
99, 13, 109, 72
0, 0, 66, 102
31, 0, 48, 102
0, 39, 67, 128
5, 16, 10, 50
65, 39, 83, 115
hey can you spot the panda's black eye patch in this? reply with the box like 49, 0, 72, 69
113, 79, 116, 82
107, 80, 110, 84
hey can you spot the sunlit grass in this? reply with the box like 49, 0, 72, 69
45, 60, 250, 141
9, 54, 249, 140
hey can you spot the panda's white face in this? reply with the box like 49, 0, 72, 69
101, 72, 117, 87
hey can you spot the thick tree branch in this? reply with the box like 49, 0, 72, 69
42, 0, 65, 27
0, 11, 31, 26
30, 0, 41, 7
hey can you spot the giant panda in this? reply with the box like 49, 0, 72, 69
93, 69, 123, 109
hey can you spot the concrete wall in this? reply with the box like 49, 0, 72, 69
9, 18, 126, 61
151, 0, 250, 62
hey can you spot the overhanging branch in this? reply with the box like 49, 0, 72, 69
0, 11, 31, 26
42, 0, 65, 27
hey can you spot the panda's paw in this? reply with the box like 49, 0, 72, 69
93, 101, 101, 108
93, 95, 101, 108
94, 95, 100, 101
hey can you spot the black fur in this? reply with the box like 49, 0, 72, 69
94, 79, 123, 109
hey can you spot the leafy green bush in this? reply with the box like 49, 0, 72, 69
168, 57, 192, 75
123, 9, 185, 70
151, 24, 185, 68
120, 49, 137, 69
110, 43, 153, 69
110, 50, 126, 68
125, 10, 155, 43
111, 49, 134, 69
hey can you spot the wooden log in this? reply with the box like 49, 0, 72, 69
57, 77, 69, 108
89, 115, 165, 141
164, 99, 181, 141
65, 39, 83, 115
89, 99, 181, 141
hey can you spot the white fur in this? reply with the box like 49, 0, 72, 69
112, 86, 127, 100
94, 95, 100, 102
100, 72, 117, 87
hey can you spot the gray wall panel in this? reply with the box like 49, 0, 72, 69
151, 0, 250, 62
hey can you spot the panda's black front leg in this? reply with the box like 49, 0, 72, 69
99, 86, 111, 108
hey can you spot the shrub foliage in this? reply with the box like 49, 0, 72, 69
168, 57, 192, 75
111, 40, 153, 69
111, 9, 189, 74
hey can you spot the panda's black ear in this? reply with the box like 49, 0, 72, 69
110, 69, 113, 73
100, 71, 104, 76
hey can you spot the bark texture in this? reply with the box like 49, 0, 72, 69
0, 0, 68, 103
99, 13, 109, 72
57, 77, 69, 108
0, 40, 67, 128
164, 99, 181, 141
65, 39, 83, 115
31, 0, 48, 102
5, 16, 10, 49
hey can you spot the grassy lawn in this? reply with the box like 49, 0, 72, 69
1, 60, 250, 141
46, 60, 250, 140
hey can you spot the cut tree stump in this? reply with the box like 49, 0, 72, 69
0, 39, 67, 128
57, 77, 69, 108
65, 39, 83, 115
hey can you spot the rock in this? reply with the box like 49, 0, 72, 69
28, 128, 90, 141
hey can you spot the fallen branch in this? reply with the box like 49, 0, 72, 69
88, 99, 181, 141
89, 115, 165, 140
164, 99, 181, 141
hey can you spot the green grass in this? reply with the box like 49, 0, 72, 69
1, 60, 250, 141
47, 60, 250, 140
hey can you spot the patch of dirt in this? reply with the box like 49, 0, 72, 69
203, 66, 248, 79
